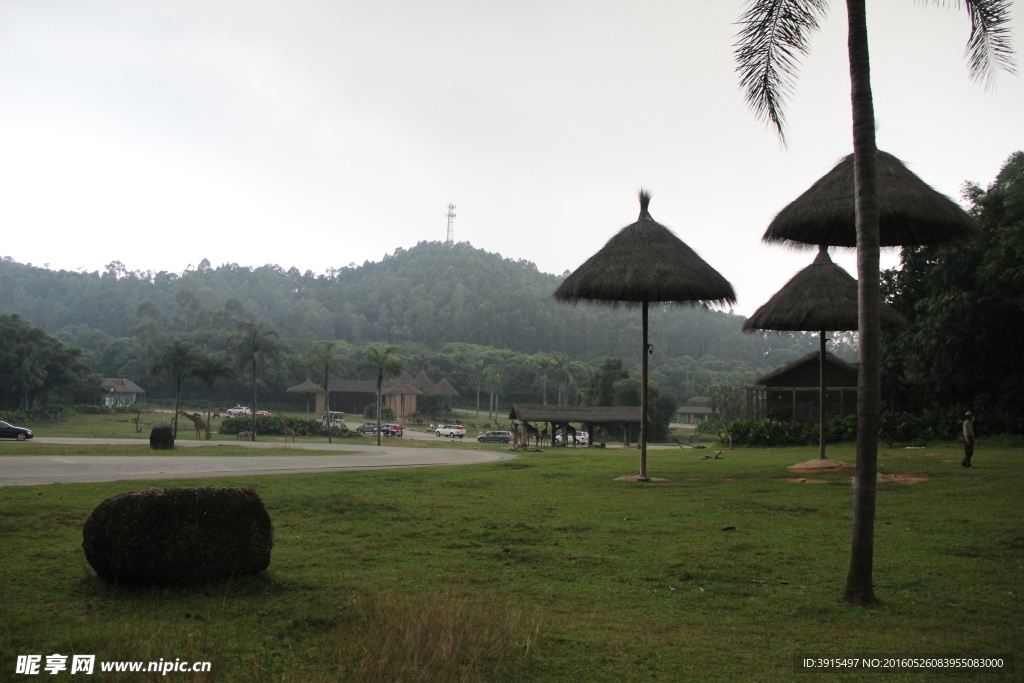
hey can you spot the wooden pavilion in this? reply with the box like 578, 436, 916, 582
508, 404, 643, 447
745, 351, 857, 423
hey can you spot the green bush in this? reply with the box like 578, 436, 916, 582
364, 403, 396, 421
695, 419, 722, 435
720, 419, 817, 447
218, 415, 357, 438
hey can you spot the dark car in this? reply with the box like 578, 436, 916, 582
355, 422, 378, 434
0, 421, 33, 441
477, 430, 513, 443
380, 424, 404, 437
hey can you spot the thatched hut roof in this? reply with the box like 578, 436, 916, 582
743, 247, 905, 332
554, 192, 736, 306
286, 378, 326, 394
756, 351, 857, 387
433, 378, 460, 396
763, 151, 980, 248
412, 371, 436, 395
383, 381, 422, 396
101, 378, 145, 394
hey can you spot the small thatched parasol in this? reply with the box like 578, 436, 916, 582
763, 151, 980, 248
744, 246, 904, 459
555, 191, 736, 479
286, 378, 326, 414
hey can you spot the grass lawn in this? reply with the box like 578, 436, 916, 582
1, 443, 1021, 681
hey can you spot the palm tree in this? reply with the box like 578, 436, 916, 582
364, 343, 401, 446
149, 339, 196, 438
189, 351, 235, 440
471, 358, 487, 416
482, 366, 504, 422
232, 322, 281, 441
734, 0, 1014, 605
308, 341, 341, 443
550, 354, 572, 406
532, 354, 553, 405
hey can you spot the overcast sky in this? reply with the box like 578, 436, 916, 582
1, 1, 1021, 314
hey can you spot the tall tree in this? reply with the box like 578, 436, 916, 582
232, 322, 281, 441
148, 339, 196, 438
364, 343, 401, 446
472, 358, 486, 416
550, 354, 572, 406
735, 0, 1014, 604
189, 351, 235, 440
309, 341, 342, 443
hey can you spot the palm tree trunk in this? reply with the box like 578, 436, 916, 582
251, 358, 257, 442
325, 366, 332, 444
819, 331, 826, 459
476, 383, 481, 417
173, 376, 181, 438
206, 387, 213, 441
844, 0, 880, 606
640, 300, 649, 479
542, 376, 547, 405
376, 371, 383, 447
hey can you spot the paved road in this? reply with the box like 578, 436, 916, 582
0, 438, 515, 486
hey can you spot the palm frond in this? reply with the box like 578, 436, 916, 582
734, 0, 829, 141
959, 0, 1016, 86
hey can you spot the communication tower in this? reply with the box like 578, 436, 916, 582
445, 202, 456, 247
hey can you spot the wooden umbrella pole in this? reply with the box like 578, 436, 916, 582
641, 300, 649, 479
819, 331, 827, 459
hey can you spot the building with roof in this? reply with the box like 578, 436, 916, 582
745, 351, 857, 423
100, 378, 146, 407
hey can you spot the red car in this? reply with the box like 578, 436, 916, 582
256, 410, 273, 416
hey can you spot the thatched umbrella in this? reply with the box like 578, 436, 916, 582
763, 151, 980, 248
555, 191, 736, 479
286, 378, 326, 415
432, 378, 460, 415
383, 381, 422, 435
412, 371, 436, 395
743, 246, 904, 459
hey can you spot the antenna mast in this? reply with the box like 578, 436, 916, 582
445, 202, 456, 247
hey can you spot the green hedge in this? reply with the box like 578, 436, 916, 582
218, 415, 357, 438
720, 416, 858, 447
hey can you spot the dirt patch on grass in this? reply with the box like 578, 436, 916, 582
851, 472, 931, 485
614, 475, 668, 483
773, 477, 828, 484
787, 458, 855, 472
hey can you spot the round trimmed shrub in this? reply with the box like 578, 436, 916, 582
149, 425, 174, 450
82, 486, 273, 585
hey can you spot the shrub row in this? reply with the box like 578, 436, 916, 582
217, 415, 357, 438
720, 416, 858, 447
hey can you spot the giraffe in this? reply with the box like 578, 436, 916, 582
178, 411, 208, 440
540, 424, 549, 447
280, 419, 296, 443
510, 422, 522, 449
565, 424, 578, 447
522, 421, 541, 449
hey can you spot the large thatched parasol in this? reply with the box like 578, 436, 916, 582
286, 378, 326, 414
744, 246, 904, 459
412, 371, 436, 395
432, 377, 460, 415
383, 380, 422, 433
555, 191, 736, 479
763, 151, 980, 248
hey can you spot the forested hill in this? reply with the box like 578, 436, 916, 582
0, 241, 819, 364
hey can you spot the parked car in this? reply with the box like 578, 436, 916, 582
0, 421, 33, 441
435, 424, 466, 438
555, 431, 589, 446
379, 423, 404, 437
226, 405, 251, 417
256, 410, 273, 416
477, 430, 513, 443
355, 422, 379, 434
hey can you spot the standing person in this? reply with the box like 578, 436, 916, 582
961, 411, 976, 468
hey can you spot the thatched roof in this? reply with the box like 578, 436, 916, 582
433, 378, 460, 396
554, 192, 736, 306
509, 404, 642, 424
383, 381, 422, 396
763, 151, 980, 248
743, 247, 905, 332
756, 351, 857, 388
100, 378, 145, 394
412, 371, 436, 395
286, 378, 326, 394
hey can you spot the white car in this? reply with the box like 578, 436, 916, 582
555, 431, 589, 446
226, 405, 251, 417
435, 424, 466, 438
